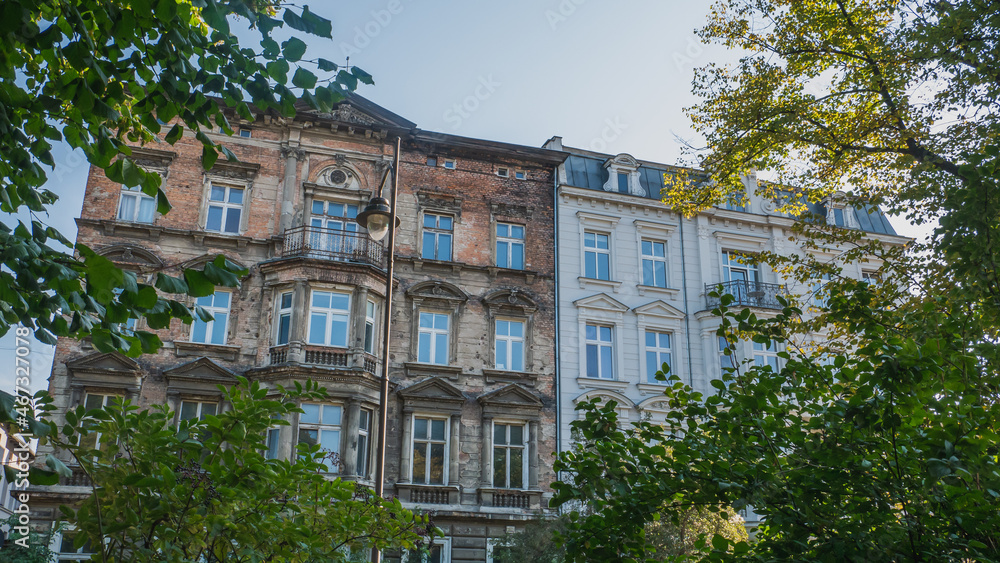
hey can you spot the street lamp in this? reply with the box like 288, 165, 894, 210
356, 136, 400, 563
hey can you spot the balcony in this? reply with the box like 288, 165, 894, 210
268, 344, 379, 375
705, 280, 788, 311
279, 226, 384, 268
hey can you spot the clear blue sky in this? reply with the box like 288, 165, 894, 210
0, 1, 925, 394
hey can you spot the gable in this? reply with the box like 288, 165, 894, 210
478, 384, 543, 408
67, 352, 140, 374
573, 292, 629, 313
406, 281, 468, 303
633, 300, 686, 320
398, 377, 464, 401
97, 244, 164, 269
163, 357, 238, 384
299, 94, 417, 130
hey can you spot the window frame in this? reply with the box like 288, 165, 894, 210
190, 290, 232, 346
442, 158, 456, 170
116, 185, 156, 224
204, 184, 245, 235
417, 311, 450, 365
410, 414, 449, 485
495, 222, 525, 270
363, 299, 378, 354
275, 291, 293, 346
357, 407, 373, 479
513, 170, 526, 180
493, 318, 526, 372
421, 212, 455, 261
753, 339, 781, 371
178, 400, 219, 425
79, 393, 122, 452
306, 289, 351, 348
496, 167, 509, 178
643, 329, 673, 384
583, 230, 612, 281
297, 402, 344, 473
584, 323, 615, 380
491, 421, 528, 490
640, 238, 668, 288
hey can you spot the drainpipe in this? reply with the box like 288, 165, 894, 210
679, 210, 695, 387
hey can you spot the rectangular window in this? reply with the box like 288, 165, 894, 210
58, 532, 94, 561
585, 324, 614, 379
179, 400, 218, 423
720, 336, 736, 376
298, 403, 342, 472
422, 213, 454, 261
80, 393, 120, 451
584, 231, 611, 280
426, 157, 437, 167
191, 290, 231, 345
812, 273, 832, 308
862, 270, 880, 285
357, 408, 372, 478
412, 416, 447, 485
641, 240, 667, 288
493, 423, 525, 489
753, 340, 780, 371
645, 330, 672, 383
443, 159, 456, 170
117, 185, 155, 223
307, 291, 350, 347
265, 427, 281, 460
310, 200, 360, 256
514, 170, 526, 180
617, 172, 629, 193
833, 207, 846, 227
495, 319, 525, 372
496, 223, 525, 269
276, 292, 293, 345
205, 185, 244, 234
238, 128, 252, 138
497, 167, 509, 177
724, 192, 747, 212
364, 300, 377, 354
417, 312, 449, 365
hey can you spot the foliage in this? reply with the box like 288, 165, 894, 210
0, 515, 59, 563
19, 377, 431, 562
490, 517, 568, 563
645, 507, 747, 561
0, 0, 371, 355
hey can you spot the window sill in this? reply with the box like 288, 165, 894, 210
577, 276, 623, 293
576, 377, 628, 392
173, 341, 241, 361
97, 219, 163, 241
637, 383, 670, 396
637, 284, 680, 298
411, 257, 465, 274
483, 368, 539, 387
193, 231, 252, 250
404, 362, 462, 380
488, 266, 537, 284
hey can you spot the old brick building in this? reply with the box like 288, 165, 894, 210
35, 95, 564, 562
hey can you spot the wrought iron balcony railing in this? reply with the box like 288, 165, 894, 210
280, 226, 384, 268
705, 280, 788, 311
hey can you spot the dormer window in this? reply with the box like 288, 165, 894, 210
617, 172, 629, 193
602, 153, 644, 196
824, 192, 857, 228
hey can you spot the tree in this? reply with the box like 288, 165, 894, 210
0, 0, 372, 356
555, 1, 1000, 561
0, 515, 60, 562
10, 378, 430, 562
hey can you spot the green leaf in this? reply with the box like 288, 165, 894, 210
183, 269, 216, 297
200, 0, 230, 35
317, 58, 338, 72
202, 145, 218, 171
164, 123, 183, 144
282, 37, 307, 62
155, 273, 189, 294
292, 67, 317, 90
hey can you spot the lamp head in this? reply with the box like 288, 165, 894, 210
355, 196, 392, 241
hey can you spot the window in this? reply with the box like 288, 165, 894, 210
191, 290, 231, 345
265, 426, 281, 460
497, 167, 509, 177
753, 340, 780, 371
514, 170, 526, 180
117, 185, 155, 223
238, 128, 252, 138
442, 159, 456, 170
298, 403, 342, 472
833, 207, 846, 227
422, 213, 454, 261
724, 192, 747, 212
405, 538, 451, 563
496, 223, 525, 269
309, 200, 360, 256
417, 312, 449, 365
811, 273, 832, 308
426, 157, 437, 167
205, 185, 244, 234
585, 324, 614, 379
617, 172, 629, 193
641, 240, 667, 288
584, 231, 611, 280
179, 400, 218, 423
357, 408, 372, 478
411, 416, 447, 485
112, 287, 138, 335
862, 270, 880, 285
645, 330, 672, 383
80, 393, 120, 452
364, 300, 377, 354
493, 423, 526, 489
275, 292, 293, 345
722, 251, 760, 283
495, 319, 525, 372
308, 291, 350, 347
58, 532, 94, 562
720, 336, 736, 376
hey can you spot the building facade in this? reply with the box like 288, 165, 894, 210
31, 96, 563, 563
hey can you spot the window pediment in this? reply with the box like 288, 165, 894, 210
164, 357, 237, 397
574, 292, 628, 313
483, 289, 537, 314
206, 159, 260, 183
633, 300, 686, 321
406, 281, 468, 304
573, 390, 634, 409
97, 244, 163, 270
417, 190, 463, 221
479, 384, 542, 419
398, 377, 464, 413
67, 352, 141, 391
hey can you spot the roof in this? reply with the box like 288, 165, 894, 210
560, 149, 898, 236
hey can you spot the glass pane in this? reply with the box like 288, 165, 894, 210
228, 188, 244, 204
192, 319, 208, 343
661, 353, 672, 374
320, 429, 340, 454
496, 340, 508, 369
511, 342, 523, 371
214, 291, 230, 308
596, 233, 608, 249
312, 291, 331, 309
642, 259, 654, 285
329, 203, 344, 217
655, 262, 666, 287
601, 346, 614, 379
584, 232, 595, 247
266, 428, 281, 459
585, 251, 596, 278
277, 314, 290, 345
431, 419, 446, 441
509, 425, 523, 445
85, 394, 107, 410
298, 428, 318, 447
586, 344, 599, 378
330, 314, 348, 347
201, 403, 218, 417
180, 401, 198, 421
308, 313, 327, 345
660, 333, 671, 348
136, 196, 155, 222
434, 333, 448, 364
618, 172, 629, 192
210, 185, 226, 201
438, 234, 452, 260
439, 216, 452, 230
510, 449, 523, 488
434, 314, 449, 330
598, 254, 610, 280
422, 232, 435, 259
224, 208, 241, 233
346, 205, 358, 218
323, 405, 342, 426
429, 443, 444, 483
510, 321, 523, 337
300, 403, 320, 424
414, 417, 428, 440
511, 225, 524, 239
512, 243, 524, 269
419, 312, 433, 328
585, 325, 597, 340
599, 326, 612, 341
641, 239, 652, 256
359, 409, 371, 431
418, 332, 431, 362
423, 214, 437, 228
312, 200, 325, 215
497, 223, 508, 237
646, 331, 656, 347
647, 351, 659, 381
118, 193, 136, 220
494, 446, 506, 487
206, 206, 223, 231
412, 444, 427, 483
366, 300, 376, 317
494, 424, 506, 445
210, 313, 227, 344
497, 241, 509, 267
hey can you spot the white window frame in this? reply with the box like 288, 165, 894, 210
643, 330, 673, 384
80, 393, 121, 452
491, 421, 527, 490
417, 311, 450, 365
307, 290, 351, 348
275, 291, 293, 345
421, 213, 454, 261
116, 185, 156, 224
753, 339, 781, 371
442, 159, 456, 170
357, 407, 373, 478
191, 290, 232, 345
205, 184, 245, 234
584, 323, 615, 380
494, 318, 525, 372
405, 536, 452, 563
238, 128, 252, 138
513, 170, 526, 180
265, 426, 282, 460
640, 238, 668, 288
583, 230, 612, 281
495, 222, 525, 270
178, 400, 218, 425
364, 299, 378, 354
410, 415, 449, 485
496, 167, 509, 178
298, 402, 343, 473
55, 527, 95, 561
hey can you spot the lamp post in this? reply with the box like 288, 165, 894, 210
355, 136, 400, 563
